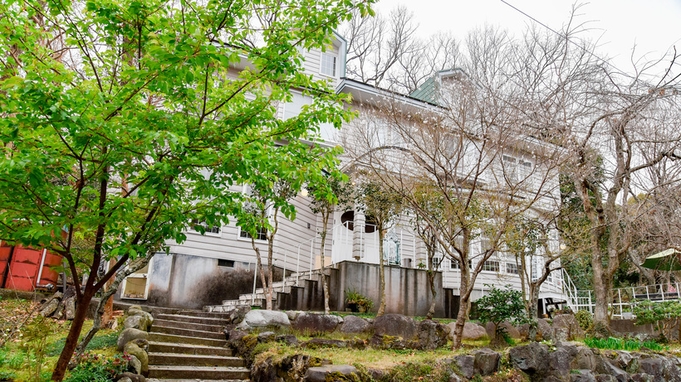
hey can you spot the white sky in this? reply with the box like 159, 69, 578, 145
374, 0, 681, 73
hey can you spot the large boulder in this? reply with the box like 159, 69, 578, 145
509, 342, 550, 376
292, 313, 342, 334
448, 322, 487, 341
552, 314, 585, 341
473, 348, 500, 376
124, 315, 151, 331
127, 307, 154, 329
306, 365, 358, 382
340, 315, 371, 334
485, 321, 521, 340
124, 341, 149, 374
237, 310, 291, 330
415, 320, 449, 350
538, 318, 553, 341
454, 355, 475, 379
373, 314, 417, 340
117, 328, 148, 351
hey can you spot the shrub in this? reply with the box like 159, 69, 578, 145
575, 310, 593, 332
583, 336, 665, 351
633, 300, 681, 342
65, 352, 130, 382
345, 290, 373, 313
476, 285, 529, 347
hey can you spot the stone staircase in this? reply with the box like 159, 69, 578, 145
146, 310, 250, 382
204, 269, 337, 313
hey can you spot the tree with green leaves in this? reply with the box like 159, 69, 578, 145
356, 178, 402, 316
476, 284, 529, 347
0, 0, 374, 379
308, 170, 353, 314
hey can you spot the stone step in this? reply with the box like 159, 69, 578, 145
148, 341, 233, 356
147, 365, 250, 380
155, 313, 230, 326
151, 325, 226, 340
205, 304, 247, 313
149, 333, 226, 347
153, 319, 225, 333
147, 379, 249, 382
149, 352, 245, 368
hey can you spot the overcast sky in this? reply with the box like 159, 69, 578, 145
374, 0, 681, 73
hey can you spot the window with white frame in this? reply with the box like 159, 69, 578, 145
320, 52, 337, 77
189, 220, 221, 235
450, 258, 460, 269
432, 256, 442, 269
482, 260, 500, 272
502, 154, 533, 184
506, 262, 519, 274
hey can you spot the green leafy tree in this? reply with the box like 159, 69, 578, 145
308, 170, 353, 314
476, 285, 529, 347
633, 300, 681, 343
0, 0, 374, 379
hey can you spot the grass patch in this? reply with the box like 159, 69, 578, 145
583, 337, 666, 351
0, 296, 120, 381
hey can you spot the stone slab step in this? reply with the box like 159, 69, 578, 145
155, 313, 230, 326
151, 325, 226, 340
205, 304, 248, 313
148, 365, 250, 380
149, 352, 245, 368
149, 333, 226, 347
148, 342, 233, 356
153, 319, 225, 333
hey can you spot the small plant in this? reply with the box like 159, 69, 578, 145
65, 352, 130, 382
345, 290, 374, 313
476, 285, 529, 347
19, 315, 58, 382
575, 310, 593, 332
583, 336, 665, 351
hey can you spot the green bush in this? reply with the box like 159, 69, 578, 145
633, 300, 681, 342
583, 336, 664, 351
476, 285, 529, 346
575, 310, 593, 332
344, 290, 373, 313
64, 352, 130, 382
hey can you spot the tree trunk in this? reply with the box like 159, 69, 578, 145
320, 210, 330, 314
266, 238, 274, 310
52, 288, 95, 381
452, 294, 470, 349
427, 269, 437, 320
591, 247, 610, 334
377, 227, 386, 317
528, 284, 540, 341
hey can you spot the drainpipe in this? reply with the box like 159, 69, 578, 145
1, 245, 16, 288
36, 248, 47, 287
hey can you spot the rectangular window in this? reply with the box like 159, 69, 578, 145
450, 258, 460, 269
239, 227, 267, 241
482, 260, 500, 272
218, 259, 235, 267
321, 53, 337, 77
506, 262, 519, 274
502, 154, 533, 184
190, 221, 221, 235
432, 256, 442, 269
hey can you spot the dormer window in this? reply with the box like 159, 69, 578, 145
321, 52, 337, 77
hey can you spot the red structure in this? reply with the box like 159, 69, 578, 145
0, 242, 62, 291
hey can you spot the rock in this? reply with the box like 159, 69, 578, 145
127, 308, 154, 328
448, 322, 487, 341
124, 341, 149, 374
117, 328, 148, 351
572, 346, 607, 374
339, 315, 371, 334
257, 331, 276, 343
128, 355, 142, 374
553, 314, 585, 340
39, 292, 62, 317
305, 365, 358, 382
292, 313, 342, 334
276, 334, 299, 346
538, 318, 553, 341
237, 310, 291, 330
485, 321, 521, 340
286, 310, 304, 321
367, 368, 386, 381
473, 348, 500, 376
596, 375, 618, 382
368, 333, 406, 350
118, 372, 146, 382
63, 296, 76, 320
302, 338, 347, 349
228, 306, 250, 324
638, 356, 664, 377
454, 355, 475, 379
124, 315, 150, 331
346, 338, 367, 350
373, 314, 417, 340
225, 328, 248, 342
117, 377, 132, 382
549, 346, 574, 376
448, 372, 463, 382
415, 320, 449, 350
508, 342, 550, 375
603, 362, 629, 382
571, 369, 597, 382
629, 373, 654, 382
